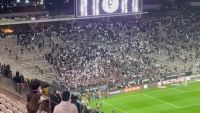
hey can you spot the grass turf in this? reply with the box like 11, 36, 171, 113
90, 82, 200, 113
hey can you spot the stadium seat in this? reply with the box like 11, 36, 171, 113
5, 98, 12, 104
10, 101, 17, 108
5, 109, 13, 113
0, 99, 6, 105
0, 94, 27, 113
18, 106, 26, 113
4, 97, 10, 102
5, 103, 12, 110
0, 104, 7, 112
11, 107, 18, 113
16, 101, 26, 107
0, 94, 6, 99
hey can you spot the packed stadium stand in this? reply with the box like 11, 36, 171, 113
0, 0, 199, 113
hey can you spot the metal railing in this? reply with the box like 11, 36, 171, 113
0, 75, 27, 100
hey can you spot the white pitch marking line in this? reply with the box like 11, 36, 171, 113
103, 83, 200, 110
180, 103, 200, 108
104, 84, 200, 103
104, 94, 141, 102
104, 85, 192, 102
147, 82, 200, 94
102, 101, 128, 113
143, 93, 180, 108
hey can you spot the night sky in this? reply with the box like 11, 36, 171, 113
0, 0, 74, 14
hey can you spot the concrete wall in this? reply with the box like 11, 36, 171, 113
190, 2, 200, 6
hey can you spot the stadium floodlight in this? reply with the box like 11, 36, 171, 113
25, 0, 29, 4
40, 0, 44, 5
16, 0, 20, 3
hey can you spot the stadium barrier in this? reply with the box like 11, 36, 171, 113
110, 74, 200, 95
0, 75, 55, 100
159, 74, 200, 86
109, 90, 123, 95
0, 75, 27, 99
108, 86, 141, 95
124, 86, 141, 93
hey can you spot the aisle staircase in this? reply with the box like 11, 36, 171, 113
0, 37, 57, 84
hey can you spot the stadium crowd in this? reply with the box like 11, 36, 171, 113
5, 7, 199, 91
0, 66, 92, 113
45, 10, 200, 90
26, 78, 95, 113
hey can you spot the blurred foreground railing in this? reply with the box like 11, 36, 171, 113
0, 75, 27, 100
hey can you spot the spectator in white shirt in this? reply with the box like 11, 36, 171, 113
53, 91, 78, 113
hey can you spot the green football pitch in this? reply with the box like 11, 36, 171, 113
90, 82, 200, 113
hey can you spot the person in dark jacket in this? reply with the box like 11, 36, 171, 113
4, 65, 12, 78
27, 79, 41, 102
13, 71, 22, 93
26, 94, 41, 113
49, 90, 61, 113
71, 95, 82, 113
37, 100, 51, 113
13, 71, 22, 83
20, 75, 25, 83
